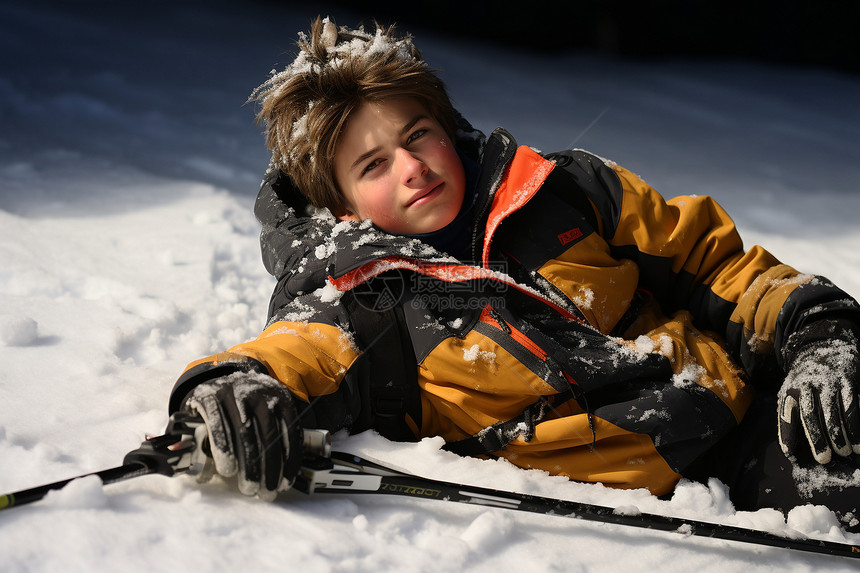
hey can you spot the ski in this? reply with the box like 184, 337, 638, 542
296, 450, 860, 561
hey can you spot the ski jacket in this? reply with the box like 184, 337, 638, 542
170, 126, 860, 495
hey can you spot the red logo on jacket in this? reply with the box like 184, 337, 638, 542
558, 227, 583, 246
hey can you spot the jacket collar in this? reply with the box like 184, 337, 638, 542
253, 127, 531, 291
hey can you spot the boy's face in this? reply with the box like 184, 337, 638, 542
333, 98, 466, 235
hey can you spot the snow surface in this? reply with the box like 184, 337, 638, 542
2, 1, 860, 571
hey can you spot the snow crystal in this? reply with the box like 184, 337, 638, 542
335, 327, 359, 353
637, 408, 671, 423
311, 207, 337, 224
672, 361, 706, 390
330, 219, 354, 238
633, 335, 658, 354
220, 370, 285, 402
462, 344, 480, 361
791, 462, 860, 498
251, 21, 423, 118
746, 271, 815, 302
608, 334, 674, 370
287, 102, 314, 157
462, 343, 496, 364
640, 334, 674, 358
316, 279, 344, 304
352, 230, 385, 249
265, 326, 300, 338
314, 242, 336, 260
277, 300, 317, 323
571, 287, 595, 310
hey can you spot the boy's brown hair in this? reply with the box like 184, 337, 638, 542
249, 16, 458, 213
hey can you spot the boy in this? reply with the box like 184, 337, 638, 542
167, 17, 860, 529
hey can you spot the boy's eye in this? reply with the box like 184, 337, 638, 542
406, 128, 427, 145
361, 158, 383, 175
359, 126, 429, 176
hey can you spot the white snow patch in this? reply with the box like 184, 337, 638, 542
316, 279, 344, 304
42, 475, 109, 509
0, 314, 39, 346
462, 343, 496, 364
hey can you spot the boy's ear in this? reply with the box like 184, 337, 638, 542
333, 206, 360, 222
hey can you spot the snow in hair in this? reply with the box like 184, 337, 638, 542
248, 17, 425, 127
246, 17, 434, 210
265, 18, 420, 84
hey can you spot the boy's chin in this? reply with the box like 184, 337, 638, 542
406, 211, 461, 236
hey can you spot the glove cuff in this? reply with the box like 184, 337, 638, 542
168, 356, 270, 414
782, 317, 860, 371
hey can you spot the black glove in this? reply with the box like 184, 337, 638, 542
182, 372, 302, 500
778, 318, 860, 464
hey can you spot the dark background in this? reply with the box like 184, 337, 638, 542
2, 0, 856, 207
315, 0, 860, 75
12, 0, 859, 76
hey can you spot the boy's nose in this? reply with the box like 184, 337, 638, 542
398, 148, 428, 184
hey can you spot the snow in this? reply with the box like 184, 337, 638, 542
2, 1, 860, 571
0, 314, 39, 346
462, 343, 496, 365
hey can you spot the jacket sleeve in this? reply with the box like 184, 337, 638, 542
554, 150, 860, 387
169, 294, 364, 432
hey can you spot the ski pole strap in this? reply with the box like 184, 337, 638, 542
442, 397, 555, 457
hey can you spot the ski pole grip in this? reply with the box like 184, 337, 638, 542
122, 412, 206, 477
303, 429, 331, 458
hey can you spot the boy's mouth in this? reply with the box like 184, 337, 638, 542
406, 181, 443, 208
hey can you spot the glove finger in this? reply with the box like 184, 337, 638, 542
820, 385, 852, 457
218, 384, 263, 497
250, 392, 286, 500
278, 403, 303, 490
799, 386, 834, 464
187, 392, 238, 479
841, 385, 860, 454
778, 390, 806, 462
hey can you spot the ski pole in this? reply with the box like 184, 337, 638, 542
4, 418, 860, 561
0, 413, 331, 512
0, 412, 206, 511
297, 450, 860, 561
